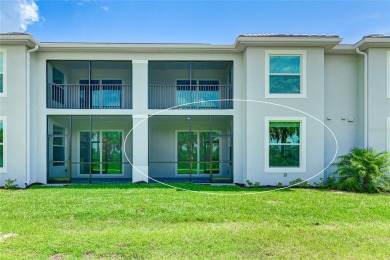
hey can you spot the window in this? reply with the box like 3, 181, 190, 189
177, 131, 220, 175
176, 79, 220, 108
52, 68, 64, 104
53, 125, 66, 166
0, 117, 6, 172
80, 79, 122, 109
265, 50, 306, 98
265, 117, 306, 172
387, 118, 390, 152
80, 131, 123, 175
387, 52, 390, 98
0, 50, 6, 97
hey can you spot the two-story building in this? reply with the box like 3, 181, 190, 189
0, 33, 389, 187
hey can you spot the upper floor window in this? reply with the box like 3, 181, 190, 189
387, 51, 390, 98
0, 117, 6, 172
265, 50, 306, 98
0, 50, 6, 97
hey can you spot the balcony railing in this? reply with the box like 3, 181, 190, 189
47, 84, 132, 109
149, 84, 233, 109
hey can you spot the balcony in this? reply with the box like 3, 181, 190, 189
149, 84, 232, 109
148, 61, 233, 109
47, 83, 132, 109
47, 60, 132, 109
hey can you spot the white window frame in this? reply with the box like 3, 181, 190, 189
387, 51, 390, 99
265, 117, 306, 173
265, 50, 306, 98
52, 125, 66, 167
387, 118, 390, 152
0, 117, 7, 172
0, 49, 7, 97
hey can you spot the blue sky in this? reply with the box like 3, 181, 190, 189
0, 0, 389, 44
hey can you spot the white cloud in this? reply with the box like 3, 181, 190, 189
101, 6, 109, 11
0, 0, 41, 32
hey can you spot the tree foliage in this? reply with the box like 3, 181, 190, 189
330, 147, 390, 193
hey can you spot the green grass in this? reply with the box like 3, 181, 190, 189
0, 183, 389, 259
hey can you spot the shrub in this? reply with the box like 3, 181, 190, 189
4, 178, 18, 190
330, 147, 390, 193
246, 180, 260, 188
289, 178, 310, 188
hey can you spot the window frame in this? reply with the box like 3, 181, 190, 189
265, 50, 306, 98
265, 117, 306, 173
387, 51, 390, 99
0, 49, 7, 97
0, 117, 7, 172
387, 118, 390, 152
52, 125, 66, 166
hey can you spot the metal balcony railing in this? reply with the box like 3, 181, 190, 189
148, 84, 233, 109
47, 84, 132, 109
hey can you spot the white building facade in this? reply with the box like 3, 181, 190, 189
0, 33, 389, 187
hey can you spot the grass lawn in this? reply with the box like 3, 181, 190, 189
0, 183, 389, 259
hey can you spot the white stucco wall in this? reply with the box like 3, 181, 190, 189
244, 47, 325, 185
0, 45, 27, 188
367, 48, 390, 152
324, 54, 363, 177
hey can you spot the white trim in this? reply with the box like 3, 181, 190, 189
175, 130, 222, 176
264, 50, 306, 99
0, 49, 7, 97
387, 51, 390, 99
132, 60, 148, 64
387, 118, 390, 152
0, 117, 7, 172
264, 117, 306, 173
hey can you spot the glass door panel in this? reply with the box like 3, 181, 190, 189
177, 131, 198, 174
199, 132, 220, 174
102, 131, 122, 174
80, 132, 90, 174
91, 132, 100, 174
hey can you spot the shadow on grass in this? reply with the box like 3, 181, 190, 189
28, 182, 294, 193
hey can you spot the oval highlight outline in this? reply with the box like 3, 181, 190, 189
123, 99, 339, 196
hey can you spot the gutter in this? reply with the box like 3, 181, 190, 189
355, 47, 368, 148
26, 45, 39, 185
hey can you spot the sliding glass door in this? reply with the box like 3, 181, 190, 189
80, 131, 123, 175
177, 131, 220, 175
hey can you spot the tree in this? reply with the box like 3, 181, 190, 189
330, 147, 390, 193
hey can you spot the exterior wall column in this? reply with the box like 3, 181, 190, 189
132, 115, 149, 182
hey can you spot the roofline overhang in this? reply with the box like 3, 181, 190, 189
37, 42, 238, 53
0, 34, 39, 48
234, 36, 342, 51
354, 36, 390, 51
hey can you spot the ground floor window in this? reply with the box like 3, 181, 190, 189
177, 131, 220, 175
265, 117, 306, 172
0, 117, 6, 171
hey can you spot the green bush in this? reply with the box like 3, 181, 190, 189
289, 178, 310, 188
330, 147, 390, 193
4, 178, 18, 190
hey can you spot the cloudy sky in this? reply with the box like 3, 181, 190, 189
0, 0, 389, 44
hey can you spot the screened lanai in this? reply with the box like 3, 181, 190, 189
47, 115, 133, 183
148, 115, 233, 183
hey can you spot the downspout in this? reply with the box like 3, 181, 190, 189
356, 47, 368, 148
26, 45, 39, 186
